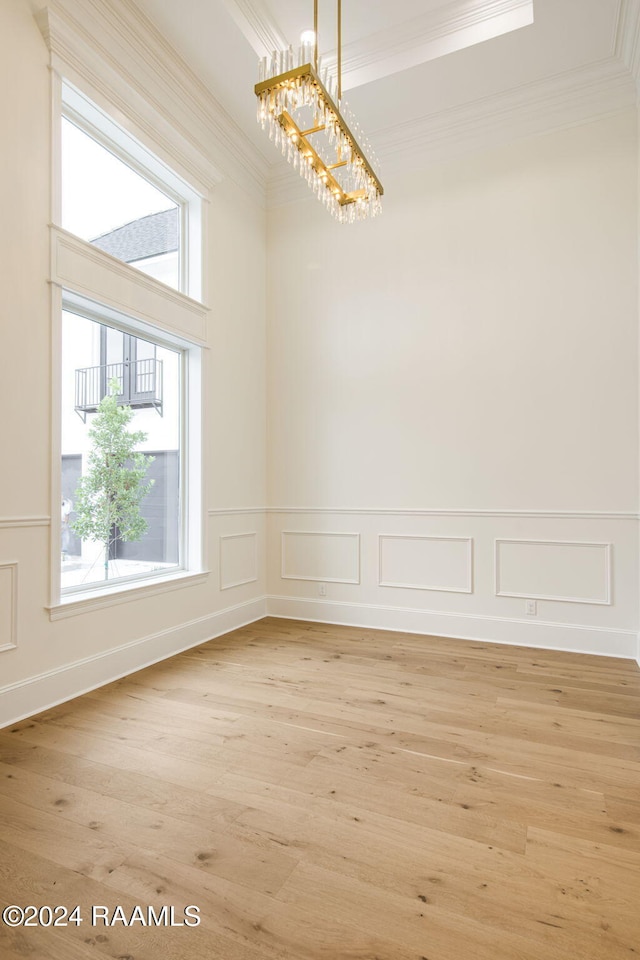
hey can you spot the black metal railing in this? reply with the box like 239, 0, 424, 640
74, 359, 163, 421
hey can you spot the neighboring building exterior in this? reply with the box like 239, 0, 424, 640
91, 206, 179, 288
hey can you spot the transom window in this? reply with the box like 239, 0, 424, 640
60, 82, 203, 300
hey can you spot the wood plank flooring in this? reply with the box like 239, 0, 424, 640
0, 617, 639, 960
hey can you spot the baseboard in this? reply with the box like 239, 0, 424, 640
3, 594, 636, 729
267, 595, 638, 660
0, 596, 267, 729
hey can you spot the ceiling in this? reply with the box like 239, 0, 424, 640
132, 0, 638, 189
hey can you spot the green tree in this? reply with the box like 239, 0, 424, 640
72, 380, 154, 579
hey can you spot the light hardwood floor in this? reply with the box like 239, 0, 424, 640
0, 617, 639, 960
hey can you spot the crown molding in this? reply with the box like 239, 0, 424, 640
219, 0, 288, 57
267, 57, 635, 207
376, 58, 635, 169
36, 0, 269, 202
325, 0, 534, 91
615, 0, 640, 92
225, 0, 532, 89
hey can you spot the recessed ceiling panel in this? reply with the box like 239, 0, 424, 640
225, 0, 535, 88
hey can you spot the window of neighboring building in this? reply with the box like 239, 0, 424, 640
74, 327, 163, 419
60, 83, 203, 299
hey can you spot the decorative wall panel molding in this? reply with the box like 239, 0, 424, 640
0, 563, 18, 652
281, 531, 360, 584
220, 532, 258, 590
495, 539, 612, 605
379, 535, 473, 594
0, 517, 51, 529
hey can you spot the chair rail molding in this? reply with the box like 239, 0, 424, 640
0, 516, 51, 529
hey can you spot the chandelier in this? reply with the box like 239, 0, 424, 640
255, 0, 383, 223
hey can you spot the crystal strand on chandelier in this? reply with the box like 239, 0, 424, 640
255, 36, 382, 222
301, 38, 313, 66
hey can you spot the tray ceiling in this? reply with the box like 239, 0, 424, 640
131, 0, 638, 184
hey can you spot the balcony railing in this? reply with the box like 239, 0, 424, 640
74, 359, 163, 421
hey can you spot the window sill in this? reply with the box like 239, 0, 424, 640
48, 570, 210, 621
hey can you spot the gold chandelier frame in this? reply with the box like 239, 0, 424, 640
254, 0, 383, 220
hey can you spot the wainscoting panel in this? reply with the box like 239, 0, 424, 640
379, 535, 472, 593
281, 531, 360, 583
267, 510, 638, 659
220, 532, 258, 590
495, 539, 611, 604
0, 562, 18, 652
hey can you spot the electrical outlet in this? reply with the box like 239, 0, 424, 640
318, 583, 326, 597
525, 599, 537, 616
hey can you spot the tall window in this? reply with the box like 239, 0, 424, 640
55, 83, 205, 603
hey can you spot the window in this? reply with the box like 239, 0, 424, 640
53, 82, 206, 608
62, 117, 181, 290
60, 82, 203, 300
61, 308, 184, 593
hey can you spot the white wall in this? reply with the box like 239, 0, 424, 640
1, 0, 638, 732
266, 112, 640, 658
0, 0, 268, 726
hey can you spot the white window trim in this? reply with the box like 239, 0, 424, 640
48, 571, 210, 621
48, 66, 211, 614
61, 81, 204, 302
52, 291, 205, 613
37, 1, 223, 251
